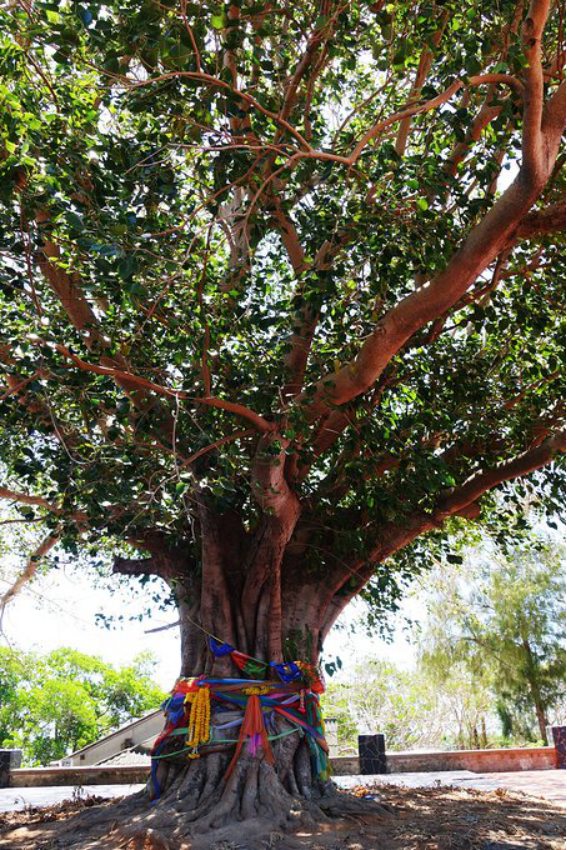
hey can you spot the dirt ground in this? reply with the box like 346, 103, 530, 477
0, 783, 564, 850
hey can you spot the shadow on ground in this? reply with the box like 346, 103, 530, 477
0, 783, 564, 849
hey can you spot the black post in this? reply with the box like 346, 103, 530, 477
0, 749, 22, 788
358, 734, 387, 774
551, 726, 566, 770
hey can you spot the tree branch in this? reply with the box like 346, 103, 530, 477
347, 75, 523, 165
195, 397, 275, 433
296, 13, 564, 422
445, 98, 504, 178
144, 620, 181, 634
394, 11, 450, 156
321, 429, 565, 637
49, 343, 274, 433
513, 200, 566, 241
0, 345, 70, 442
433, 430, 566, 520
113, 555, 172, 578
251, 433, 301, 519
35, 210, 176, 431
281, 232, 355, 402
0, 487, 60, 513
115, 532, 194, 579
521, 0, 551, 181
0, 532, 59, 628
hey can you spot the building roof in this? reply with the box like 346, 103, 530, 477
60, 709, 163, 762
96, 747, 152, 768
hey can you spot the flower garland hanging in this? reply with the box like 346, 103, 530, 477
185, 685, 211, 757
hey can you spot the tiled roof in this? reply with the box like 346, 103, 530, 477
96, 747, 151, 767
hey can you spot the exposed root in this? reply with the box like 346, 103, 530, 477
4, 734, 391, 848
110, 825, 192, 850
317, 784, 394, 819
2, 782, 563, 850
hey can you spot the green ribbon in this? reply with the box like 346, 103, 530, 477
151, 726, 300, 759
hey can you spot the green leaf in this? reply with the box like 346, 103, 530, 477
211, 10, 227, 29
118, 256, 139, 280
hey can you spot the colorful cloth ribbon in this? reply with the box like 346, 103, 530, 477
270, 661, 302, 682
224, 693, 275, 779
208, 637, 234, 657
207, 638, 323, 691
150, 637, 327, 798
231, 650, 269, 679
150, 676, 329, 799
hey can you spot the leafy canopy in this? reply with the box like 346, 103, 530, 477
0, 0, 564, 617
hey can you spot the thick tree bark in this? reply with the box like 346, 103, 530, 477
118, 514, 366, 835
171, 512, 326, 678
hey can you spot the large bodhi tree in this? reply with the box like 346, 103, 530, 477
0, 0, 565, 839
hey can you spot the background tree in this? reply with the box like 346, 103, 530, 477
418, 535, 566, 742
0, 647, 165, 765
0, 0, 564, 837
322, 656, 495, 752
323, 658, 446, 752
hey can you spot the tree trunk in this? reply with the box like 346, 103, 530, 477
130, 511, 381, 839
530, 687, 549, 742
522, 638, 549, 742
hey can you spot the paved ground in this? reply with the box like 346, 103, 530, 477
0, 770, 563, 813
0, 784, 145, 813
336, 769, 566, 805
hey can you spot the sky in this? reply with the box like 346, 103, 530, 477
0, 562, 420, 690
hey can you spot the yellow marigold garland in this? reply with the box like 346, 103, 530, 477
185, 686, 211, 758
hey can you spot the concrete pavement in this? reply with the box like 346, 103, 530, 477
0, 784, 145, 813
336, 769, 566, 805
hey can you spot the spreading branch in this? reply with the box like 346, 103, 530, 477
296, 25, 564, 423
394, 12, 450, 156
321, 430, 566, 637
0, 532, 59, 628
513, 201, 566, 241
0, 487, 61, 513
433, 430, 566, 520
49, 343, 274, 433
113, 554, 172, 579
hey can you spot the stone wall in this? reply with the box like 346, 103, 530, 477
5, 746, 557, 787
331, 746, 556, 776
10, 765, 149, 788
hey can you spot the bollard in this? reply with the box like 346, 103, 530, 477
358, 734, 387, 774
0, 750, 22, 788
551, 726, 566, 770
